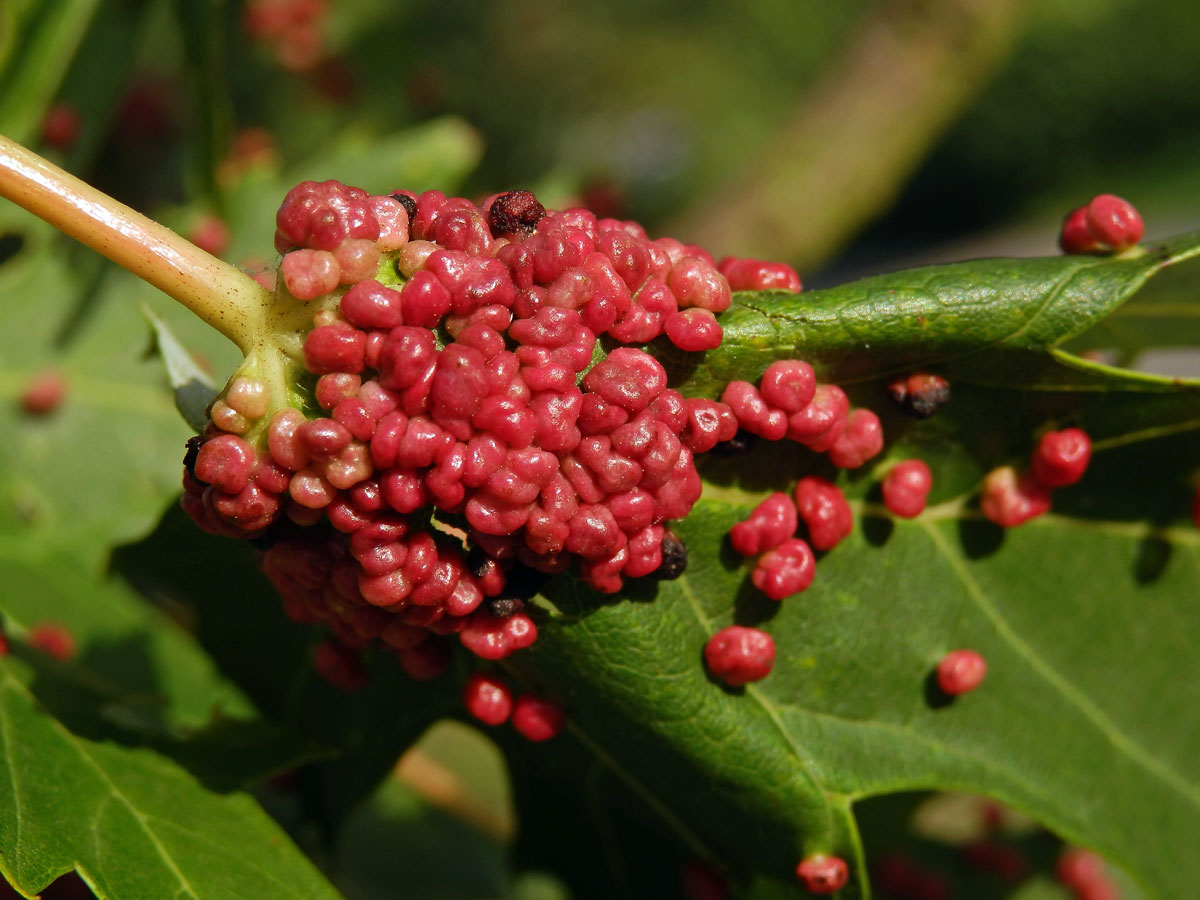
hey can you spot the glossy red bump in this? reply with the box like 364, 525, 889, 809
1031, 427, 1091, 488
1085, 193, 1144, 251
882, 459, 933, 518
704, 625, 775, 686
795, 854, 849, 894
936, 648, 987, 696
463, 672, 514, 726
751, 538, 816, 601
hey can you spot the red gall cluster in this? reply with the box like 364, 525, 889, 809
718, 357, 891, 628
981, 428, 1091, 528
1056, 848, 1120, 900
462, 672, 565, 740
715, 476, 860, 686
183, 181, 810, 682
796, 854, 849, 894
726, 475, 858, 609
243, 0, 330, 71
1060, 194, 1144, 255
721, 360, 882, 466
935, 648, 987, 696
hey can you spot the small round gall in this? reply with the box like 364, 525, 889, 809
1031, 427, 1091, 488
751, 538, 816, 601
1056, 848, 1116, 898
665, 308, 723, 352
463, 672, 514, 726
1085, 193, 1144, 251
795, 854, 849, 894
793, 476, 853, 551
882, 459, 933, 518
703, 625, 775, 686
936, 649, 987, 696
828, 408, 883, 469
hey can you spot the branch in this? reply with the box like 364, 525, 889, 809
667, 0, 1029, 270
0, 134, 269, 354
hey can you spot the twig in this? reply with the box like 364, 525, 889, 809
0, 134, 269, 354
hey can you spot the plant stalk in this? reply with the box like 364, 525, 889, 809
0, 133, 268, 354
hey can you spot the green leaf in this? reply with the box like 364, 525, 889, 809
0, 650, 344, 900
672, 233, 1200, 392
330, 725, 509, 900
113, 506, 462, 828
0, 550, 251, 732
0, 545, 329, 793
1063, 247, 1200, 362
513, 236, 1200, 899
0, 213, 239, 569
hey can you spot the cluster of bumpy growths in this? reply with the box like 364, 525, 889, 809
182, 182, 851, 684
175, 184, 1150, 895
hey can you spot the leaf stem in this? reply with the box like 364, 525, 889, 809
0, 134, 268, 354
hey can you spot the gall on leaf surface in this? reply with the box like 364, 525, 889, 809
506, 231, 1200, 899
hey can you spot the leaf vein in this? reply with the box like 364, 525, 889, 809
918, 520, 1200, 809
0, 671, 201, 899
674, 573, 838, 821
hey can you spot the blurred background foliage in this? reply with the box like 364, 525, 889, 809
1, 0, 1195, 897
6, 0, 1200, 279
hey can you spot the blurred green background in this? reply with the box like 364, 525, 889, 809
2, 1, 1193, 897
7, 0, 1200, 283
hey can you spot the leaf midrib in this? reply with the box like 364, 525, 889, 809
673, 573, 838, 822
